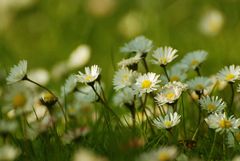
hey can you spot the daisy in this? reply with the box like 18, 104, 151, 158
134, 72, 160, 96
138, 146, 178, 161
152, 46, 178, 66
113, 68, 138, 91
113, 87, 135, 107
161, 68, 187, 83
153, 112, 181, 129
217, 65, 240, 83
118, 53, 142, 68
6, 60, 28, 84
187, 76, 212, 92
181, 50, 208, 70
205, 112, 240, 134
199, 95, 226, 113
76, 65, 101, 84
62, 74, 78, 95
120, 36, 153, 54
0, 145, 20, 161
155, 81, 187, 106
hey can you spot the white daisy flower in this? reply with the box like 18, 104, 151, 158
113, 87, 135, 107
113, 68, 138, 91
118, 53, 142, 68
199, 96, 226, 113
138, 146, 178, 161
181, 50, 208, 70
62, 74, 78, 95
154, 112, 181, 129
120, 36, 153, 54
161, 68, 187, 83
155, 81, 187, 106
205, 112, 240, 134
6, 60, 28, 84
187, 76, 212, 92
217, 65, 240, 83
135, 72, 160, 96
0, 145, 20, 161
76, 65, 101, 84
152, 46, 178, 66
226, 130, 240, 148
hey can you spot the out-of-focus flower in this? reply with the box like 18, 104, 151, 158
120, 36, 153, 55
153, 112, 181, 130
113, 68, 137, 91
205, 112, 240, 134
118, 53, 142, 69
0, 144, 20, 161
135, 72, 160, 96
6, 60, 27, 84
28, 68, 49, 86
187, 77, 212, 92
199, 96, 226, 113
40, 91, 58, 107
51, 61, 68, 81
67, 45, 91, 70
76, 65, 101, 84
232, 155, 240, 161
152, 47, 178, 66
73, 148, 108, 161
155, 81, 187, 106
113, 87, 135, 107
138, 146, 178, 161
86, 0, 116, 17
26, 104, 48, 123
226, 130, 240, 148
62, 74, 78, 95
181, 50, 208, 70
118, 12, 144, 38
217, 65, 240, 83
199, 9, 224, 36
61, 126, 90, 144
0, 120, 18, 134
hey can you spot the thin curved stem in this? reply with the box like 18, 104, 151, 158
162, 65, 170, 81
208, 132, 217, 161
195, 67, 201, 76
142, 58, 149, 72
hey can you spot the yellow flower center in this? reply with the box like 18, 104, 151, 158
219, 119, 232, 128
170, 76, 179, 82
207, 103, 216, 111
85, 75, 93, 81
159, 152, 171, 161
164, 120, 173, 128
165, 92, 175, 100
225, 73, 235, 81
13, 93, 27, 108
141, 80, 152, 89
121, 74, 129, 83
191, 60, 199, 66
159, 57, 167, 64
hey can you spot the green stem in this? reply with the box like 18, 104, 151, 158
162, 65, 170, 81
208, 132, 217, 161
181, 96, 187, 139
195, 67, 201, 76
142, 58, 149, 72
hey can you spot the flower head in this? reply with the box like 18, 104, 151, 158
181, 50, 208, 70
135, 72, 160, 96
76, 65, 101, 84
6, 60, 27, 84
205, 112, 240, 134
0, 145, 20, 161
113, 87, 135, 107
152, 46, 178, 66
113, 68, 138, 91
120, 36, 153, 54
199, 96, 226, 113
154, 112, 181, 129
217, 65, 240, 83
118, 53, 142, 69
62, 74, 78, 95
155, 81, 187, 106
187, 76, 212, 92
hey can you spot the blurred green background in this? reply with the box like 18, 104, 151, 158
1, 0, 240, 86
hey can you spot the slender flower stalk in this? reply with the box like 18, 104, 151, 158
208, 132, 217, 161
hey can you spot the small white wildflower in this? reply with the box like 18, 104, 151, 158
181, 50, 208, 70
152, 46, 178, 66
217, 65, 240, 83
28, 68, 49, 86
120, 36, 153, 54
205, 112, 240, 134
113, 68, 137, 91
6, 60, 27, 84
76, 65, 101, 84
73, 148, 108, 161
118, 53, 142, 68
187, 76, 212, 92
62, 74, 78, 95
0, 145, 20, 161
135, 72, 160, 96
113, 87, 135, 106
155, 81, 187, 106
154, 112, 181, 129
199, 95, 226, 113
